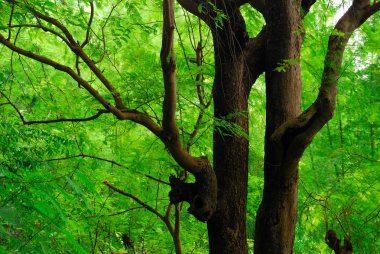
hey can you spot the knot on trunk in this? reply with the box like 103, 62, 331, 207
169, 167, 217, 222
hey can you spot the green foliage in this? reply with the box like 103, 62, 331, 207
275, 58, 300, 73
0, 0, 379, 253
214, 112, 249, 139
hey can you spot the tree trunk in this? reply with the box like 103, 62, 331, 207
207, 6, 250, 253
254, 1, 303, 253
208, 53, 249, 254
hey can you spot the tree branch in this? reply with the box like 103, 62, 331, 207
186, 108, 206, 150
44, 154, 129, 169
271, 0, 380, 174
75, 0, 94, 87
81, 1, 94, 48
26, 5, 125, 108
93, 0, 124, 64
161, 0, 178, 137
243, 25, 266, 94
0, 32, 164, 137
0, 32, 125, 115
103, 180, 166, 221
0, 27, 207, 176
145, 174, 170, 185
28, 6, 77, 45
301, 0, 317, 17
176, 0, 203, 18
195, 42, 206, 106
0, 31, 164, 137
0, 91, 108, 124
243, 0, 316, 94
1, 1, 218, 221
325, 229, 353, 254
7, 0, 15, 40
103, 180, 178, 237
7, 24, 70, 45
176, 0, 214, 27
158, 0, 214, 175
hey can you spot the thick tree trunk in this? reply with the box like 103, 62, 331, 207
208, 53, 249, 254
207, 6, 250, 253
254, 1, 303, 253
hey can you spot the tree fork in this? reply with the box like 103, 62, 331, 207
255, 1, 380, 253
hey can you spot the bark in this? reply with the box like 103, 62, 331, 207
325, 229, 353, 254
160, 0, 217, 222
206, 2, 250, 253
254, 0, 303, 253
208, 55, 249, 253
254, 1, 380, 253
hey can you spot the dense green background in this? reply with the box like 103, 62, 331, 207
0, 0, 379, 253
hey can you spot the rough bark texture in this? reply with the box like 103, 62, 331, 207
169, 158, 217, 221
159, 0, 217, 222
208, 58, 249, 253
254, 0, 303, 253
206, 2, 250, 253
253, 1, 380, 253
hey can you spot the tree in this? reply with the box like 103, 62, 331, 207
0, 0, 379, 253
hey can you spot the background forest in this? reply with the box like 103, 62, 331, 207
0, 0, 379, 253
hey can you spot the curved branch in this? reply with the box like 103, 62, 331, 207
7, 24, 70, 45
75, 0, 94, 86
0, 33, 120, 114
44, 153, 128, 169
20, 111, 106, 125
145, 175, 170, 185
93, 0, 124, 64
243, 25, 266, 94
1, 1, 218, 221
159, 0, 217, 221
103, 180, 176, 236
301, 0, 317, 17
26, 6, 125, 108
176, 0, 203, 18
271, 0, 380, 173
0, 30, 205, 175
103, 180, 166, 221
177, 0, 215, 27
28, 6, 77, 45
7, 1, 15, 40
81, 1, 94, 48
242, 0, 316, 94
161, 0, 178, 137
0, 91, 108, 124
159, 0, 214, 175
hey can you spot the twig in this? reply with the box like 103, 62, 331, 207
8, 24, 70, 45
44, 154, 128, 169
7, 1, 15, 40
0, 91, 108, 124
145, 174, 170, 185
81, 1, 94, 48
103, 180, 165, 221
